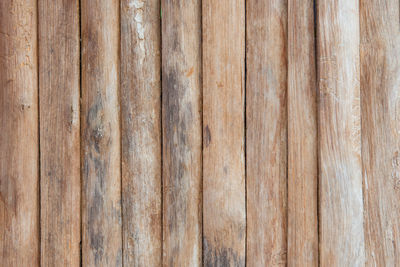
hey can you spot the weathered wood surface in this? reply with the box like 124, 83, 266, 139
161, 0, 202, 266
39, 0, 80, 266
203, 0, 246, 265
81, 0, 122, 266
0, 1, 39, 266
360, 0, 400, 265
246, 0, 287, 265
121, 0, 162, 266
317, 0, 365, 265
288, 0, 318, 266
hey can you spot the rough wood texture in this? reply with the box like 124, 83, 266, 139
121, 0, 162, 266
317, 0, 365, 265
161, 0, 202, 266
39, 0, 80, 266
81, 0, 122, 266
246, 0, 287, 265
0, 1, 39, 266
203, 0, 245, 265
361, 0, 400, 265
287, 0, 318, 265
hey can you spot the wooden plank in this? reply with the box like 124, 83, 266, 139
0, 0, 39, 266
202, 0, 245, 265
287, 0, 318, 265
81, 0, 122, 266
360, 0, 400, 265
161, 0, 202, 265
246, 0, 287, 265
121, 0, 162, 265
317, 0, 365, 265
38, 0, 80, 266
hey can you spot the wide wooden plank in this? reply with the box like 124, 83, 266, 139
81, 0, 122, 266
203, 0, 245, 265
317, 0, 365, 265
161, 0, 202, 265
121, 0, 162, 265
360, 0, 400, 265
287, 0, 318, 265
246, 0, 287, 265
38, 1, 80, 266
0, 0, 39, 266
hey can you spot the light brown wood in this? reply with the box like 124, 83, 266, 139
203, 0, 245, 265
360, 0, 400, 265
288, 0, 318, 266
121, 0, 162, 265
39, 0, 80, 266
246, 0, 287, 265
317, 0, 365, 265
81, 0, 122, 266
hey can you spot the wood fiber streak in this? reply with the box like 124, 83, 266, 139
246, 0, 287, 266
361, 0, 400, 265
203, 0, 245, 266
81, 0, 122, 266
317, 0, 365, 265
288, 0, 318, 266
161, 0, 202, 266
39, 0, 80, 266
0, 1, 39, 266
121, 0, 162, 265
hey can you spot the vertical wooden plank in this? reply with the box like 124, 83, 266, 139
161, 0, 202, 265
121, 0, 162, 265
39, 1, 80, 266
0, 1, 39, 266
361, 0, 400, 265
203, 0, 245, 265
81, 0, 122, 266
246, 0, 287, 265
287, 0, 318, 265
317, 0, 365, 265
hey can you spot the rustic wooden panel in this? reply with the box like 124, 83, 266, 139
161, 0, 202, 266
317, 0, 365, 265
246, 0, 287, 265
121, 0, 162, 266
81, 0, 122, 266
287, 0, 318, 265
38, 0, 80, 266
203, 0, 245, 265
360, 0, 400, 265
0, 1, 39, 266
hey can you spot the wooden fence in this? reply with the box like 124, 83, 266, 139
0, 0, 399, 266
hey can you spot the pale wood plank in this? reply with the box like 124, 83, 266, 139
203, 0, 245, 265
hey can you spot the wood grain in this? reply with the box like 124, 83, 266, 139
0, 1, 39, 266
317, 0, 365, 265
121, 0, 162, 266
81, 0, 122, 266
246, 0, 287, 265
360, 0, 400, 265
38, 0, 80, 266
287, 0, 318, 266
161, 0, 202, 266
203, 0, 245, 265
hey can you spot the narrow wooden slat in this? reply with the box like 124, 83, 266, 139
0, 0, 39, 266
317, 0, 365, 265
287, 0, 318, 265
246, 0, 287, 265
81, 0, 122, 266
161, 1, 202, 265
203, 0, 245, 265
39, 1, 80, 266
121, 0, 162, 265
360, 0, 400, 265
